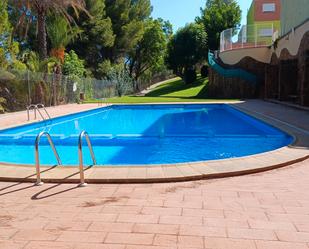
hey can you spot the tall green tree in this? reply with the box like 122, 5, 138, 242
0, 0, 11, 68
126, 19, 167, 84
158, 18, 173, 38
68, 0, 115, 77
47, 15, 82, 63
166, 23, 208, 82
196, 0, 241, 50
104, 0, 152, 62
0, 0, 26, 70
9, 0, 87, 59
0, 0, 15, 69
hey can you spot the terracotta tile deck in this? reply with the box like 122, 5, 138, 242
0, 103, 101, 129
0, 159, 308, 248
0, 100, 308, 248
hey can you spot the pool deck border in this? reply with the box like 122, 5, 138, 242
0, 101, 308, 184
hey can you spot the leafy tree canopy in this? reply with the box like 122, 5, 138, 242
0, 0, 11, 69
196, 0, 241, 50
68, 0, 115, 75
127, 19, 168, 83
104, 0, 152, 61
9, 0, 87, 59
63, 50, 86, 78
166, 23, 208, 79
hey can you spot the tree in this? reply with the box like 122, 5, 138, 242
0, 0, 21, 69
157, 18, 173, 38
104, 0, 152, 62
47, 15, 81, 63
63, 50, 86, 78
0, 0, 11, 68
9, 0, 87, 59
126, 19, 167, 85
196, 0, 241, 50
68, 0, 115, 76
166, 23, 208, 83
107, 64, 133, 97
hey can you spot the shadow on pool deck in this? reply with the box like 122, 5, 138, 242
231, 100, 309, 149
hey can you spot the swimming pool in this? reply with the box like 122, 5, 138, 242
0, 104, 293, 165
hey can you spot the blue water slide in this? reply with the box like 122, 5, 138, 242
208, 51, 257, 84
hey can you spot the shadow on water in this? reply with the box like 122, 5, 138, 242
104, 104, 295, 165
107, 109, 212, 164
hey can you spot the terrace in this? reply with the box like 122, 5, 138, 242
219, 23, 278, 52
0, 99, 308, 249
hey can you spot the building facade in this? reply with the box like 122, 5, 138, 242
247, 0, 281, 43
213, 0, 309, 106
280, 0, 309, 36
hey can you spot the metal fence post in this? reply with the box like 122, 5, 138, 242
230, 29, 233, 50
27, 70, 31, 106
254, 24, 258, 48
52, 72, 56, 106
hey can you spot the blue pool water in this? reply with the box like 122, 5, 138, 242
0, 104, 293, 165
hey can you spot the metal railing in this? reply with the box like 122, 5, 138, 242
27, 104, 37, 121
36, 104, 51, 120
78, 131, 97, 187
1, 68, 119, 112
27, 103, 52, 121
34, 131, 62, 185
220, 23, 280, 52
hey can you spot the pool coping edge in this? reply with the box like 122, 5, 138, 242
0, 102, 308, 184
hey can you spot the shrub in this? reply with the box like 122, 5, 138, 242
184, 68, 197, 84
201, 65, 208, 78
0, 97, 6, 113
107, 64, 134, 97
63, 50, 86, 78
97, 60, 112, 78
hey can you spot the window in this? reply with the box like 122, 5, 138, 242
259, 28, 273, 37
262, 3, 276, 12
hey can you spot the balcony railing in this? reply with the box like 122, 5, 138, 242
220, 23, 279, 52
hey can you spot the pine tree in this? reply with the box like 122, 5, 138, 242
68, 0, 115, 76
0, 0, 13, 68
104, 0, 152, 61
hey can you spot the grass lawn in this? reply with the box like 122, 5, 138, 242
85, 77, 238, 103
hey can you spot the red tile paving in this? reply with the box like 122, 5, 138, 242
0, 159, 308, 248
0, 100, 308, 248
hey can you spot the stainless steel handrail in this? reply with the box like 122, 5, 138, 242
36, 104, 51, 120
97, 98, 107, 106
78, 131, 97, 187
27, 104, 52, 121
35, 131, 62, 185
27, 104, 37, 121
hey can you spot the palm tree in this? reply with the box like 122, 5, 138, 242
9, 0, 86, 59
47, 15, 82, 63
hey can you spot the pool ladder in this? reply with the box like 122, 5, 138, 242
34, 130, 96, 187
27, 104, 51, 121
35, 131, 62, 186
78, 131, 97, 187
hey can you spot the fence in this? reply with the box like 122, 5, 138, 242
220, 23, 280, 52
0, 68, 118, 112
